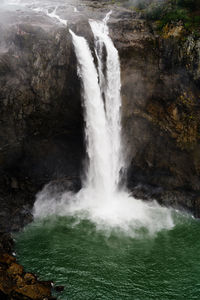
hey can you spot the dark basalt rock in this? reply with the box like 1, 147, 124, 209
0, 233, 59, 299
54, 286, 64, 292
0, 233, 14, 255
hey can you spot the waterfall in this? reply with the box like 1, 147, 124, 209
89, 11, 124, 189
69, 12, 123, 199
69, 29, 113, 199
34, 13, 174, 235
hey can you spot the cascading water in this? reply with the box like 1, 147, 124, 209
34, 13, 174, 235
69, 29, 112, 198
69, 12, 123, 198
89, 12, 123, 190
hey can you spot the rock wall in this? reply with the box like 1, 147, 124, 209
0, 11, 84, 232
112, 18, 200, 215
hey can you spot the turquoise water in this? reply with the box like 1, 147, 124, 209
15, 213, 200, 300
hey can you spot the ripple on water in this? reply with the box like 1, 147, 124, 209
15, 213, 200, 300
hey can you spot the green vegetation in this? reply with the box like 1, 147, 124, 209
112, 0, 200, 35
133, 0, 200, 35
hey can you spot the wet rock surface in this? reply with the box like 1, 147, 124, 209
0, 232, 67, 299
0, 252, 57, 300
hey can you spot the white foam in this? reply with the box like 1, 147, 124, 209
34, 185, 174, 237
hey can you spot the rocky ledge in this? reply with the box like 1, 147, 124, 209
0, 232, 65, 299
0, 254, 55, 300
0, 232, 59, 300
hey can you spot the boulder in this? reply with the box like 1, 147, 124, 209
0, 252, 54, 300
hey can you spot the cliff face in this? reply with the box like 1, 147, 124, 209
0, 9, 84, 232
114, 19, 200, 215
0, 2, 200, 234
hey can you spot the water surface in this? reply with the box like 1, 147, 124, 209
15, 213, 200, 300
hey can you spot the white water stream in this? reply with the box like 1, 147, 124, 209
89, 12, 123, 190
33, 6, 67, 26
70, 28, 112, 197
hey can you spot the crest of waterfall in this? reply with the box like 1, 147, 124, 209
4, 0, 68, 26
46, 6, 67, 26
33, 6, 67, 26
